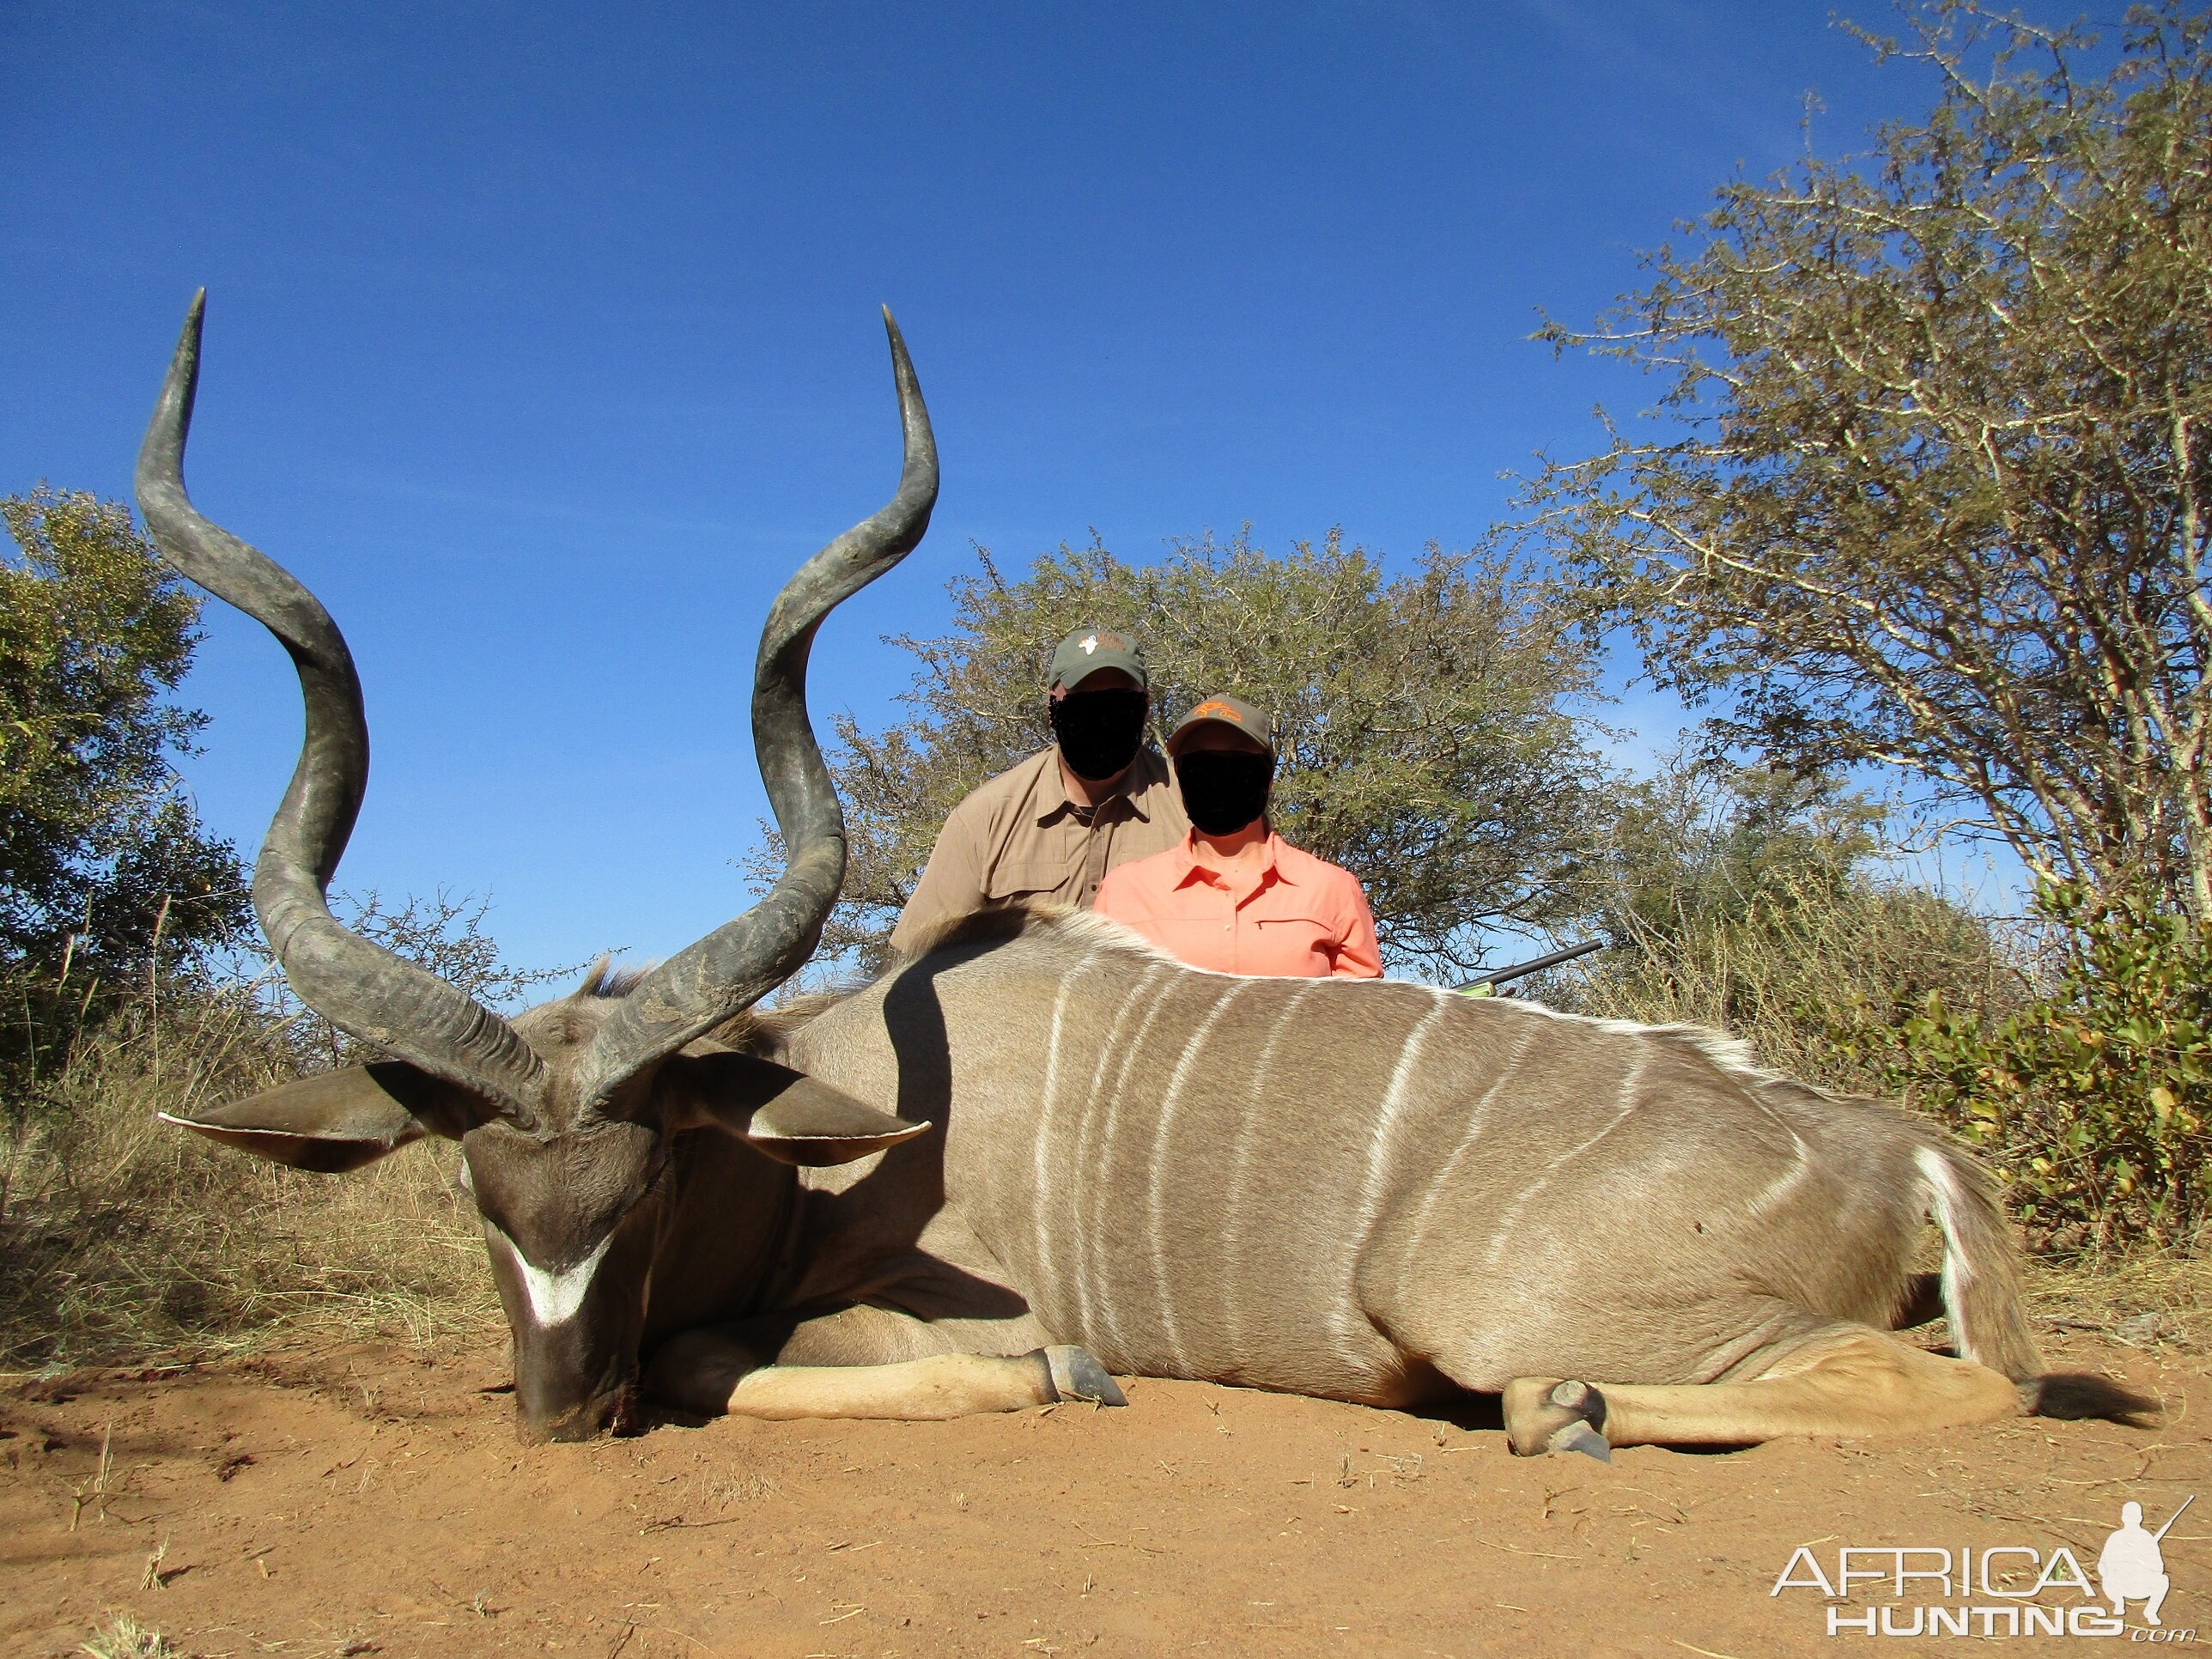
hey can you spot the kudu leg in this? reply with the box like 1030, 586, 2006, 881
1502, 1327, 2021, 1455
646, 1306, 1123, 1423
720, 1349, 1113, 1421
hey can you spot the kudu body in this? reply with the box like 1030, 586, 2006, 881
148, 296, 2139, 1456
678, 905, 2124, 1455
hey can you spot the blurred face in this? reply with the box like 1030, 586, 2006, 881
1048, 668, 1149, 781
1172, 723, 1275, 836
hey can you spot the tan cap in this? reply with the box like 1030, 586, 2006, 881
1166, 694, 1275, 757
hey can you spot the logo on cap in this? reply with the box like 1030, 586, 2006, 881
1191, 701, 1240, 721
1080, 635, 1097, 654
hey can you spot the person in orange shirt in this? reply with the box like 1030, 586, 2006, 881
1092, 695, 1382, 978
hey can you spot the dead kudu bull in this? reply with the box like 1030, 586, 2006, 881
146, 295, 2144, 1457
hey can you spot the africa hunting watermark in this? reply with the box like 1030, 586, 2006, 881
1770, 1498, 2195, 1639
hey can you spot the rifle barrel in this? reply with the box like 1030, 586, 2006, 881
1458, 938, 1607, 994
2154, 1493, 2194, 1542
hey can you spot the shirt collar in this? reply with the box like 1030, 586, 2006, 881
1034, 745, 1162, 826
1170, 828, 1289, 888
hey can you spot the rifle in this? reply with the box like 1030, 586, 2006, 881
2154, 1494, 2194, 1543
1455, 938, 1607, 996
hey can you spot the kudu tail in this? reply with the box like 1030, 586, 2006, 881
1913, 1145, 2041, 1382
1914, 1144, 2160, 1425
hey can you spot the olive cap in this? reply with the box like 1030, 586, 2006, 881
1048, 627, 1149, 692
1166, 693, 1275, 758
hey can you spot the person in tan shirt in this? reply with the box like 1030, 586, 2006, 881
889, 627, 1190, 954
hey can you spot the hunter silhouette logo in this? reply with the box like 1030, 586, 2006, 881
2100, 1498, 2190, 1627
1770, 1496, 2197, 1638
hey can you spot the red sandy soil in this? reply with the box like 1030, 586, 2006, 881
2, 1333, 2204, 1658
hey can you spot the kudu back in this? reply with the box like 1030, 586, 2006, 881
149, 296, 2148, 1455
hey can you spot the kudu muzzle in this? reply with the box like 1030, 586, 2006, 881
504, 1264, 648, 1443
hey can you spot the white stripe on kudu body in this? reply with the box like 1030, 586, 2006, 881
1146, 978, 1253, 1375
1335, 994, 1450, 1356
1481, 1052, 1648, 1272
1084, 971, 1189, 1361
1352, 996, 1449, 1235
1031, 949, 1102, 1297
1400, 1019, 1538, 1270
1064, 963, 1170, 1345
1744, 1116, 1814, 1218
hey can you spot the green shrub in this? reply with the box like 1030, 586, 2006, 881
1875, 880, 2212, 1254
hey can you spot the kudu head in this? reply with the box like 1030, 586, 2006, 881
138, 293, 938, 1442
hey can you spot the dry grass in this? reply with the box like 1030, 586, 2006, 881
2024, 1251, 2212, 1347
0, 982, 498, 1371
79, 1612, 173, 1659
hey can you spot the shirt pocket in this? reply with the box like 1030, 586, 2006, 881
1251, 913, 1338, 969
984, 859, 1068, 903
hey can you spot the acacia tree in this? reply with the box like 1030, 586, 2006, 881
0, 488, 246, 977
1524, 3, 2212, 923
756, 530, 1613, 978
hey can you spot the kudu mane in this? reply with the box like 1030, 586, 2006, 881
573, 957, 650, 1000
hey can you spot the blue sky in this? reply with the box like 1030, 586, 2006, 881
3, 1, 2044, 977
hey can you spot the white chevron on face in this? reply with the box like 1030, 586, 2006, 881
492, 1225, 615, 1328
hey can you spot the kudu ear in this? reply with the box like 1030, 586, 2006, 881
672, 1051, 932, 1168
159, 1060, 465, 1173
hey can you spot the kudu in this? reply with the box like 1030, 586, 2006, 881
150, 295, 2142, 1458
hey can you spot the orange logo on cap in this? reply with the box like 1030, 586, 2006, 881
1190, 701, 1241, 721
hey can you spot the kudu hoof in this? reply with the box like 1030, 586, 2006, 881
1503, 1377, 1611, 1461
1042, 1346, 1127, 1407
